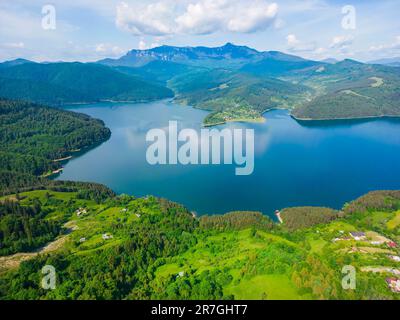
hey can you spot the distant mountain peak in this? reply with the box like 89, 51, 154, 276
341, 58, 363, 64
0, 58, 34, 66
368, 57, 400, 66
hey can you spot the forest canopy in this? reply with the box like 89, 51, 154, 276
0, 98, 111, 192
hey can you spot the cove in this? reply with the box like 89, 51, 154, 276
57, 100, 400, 218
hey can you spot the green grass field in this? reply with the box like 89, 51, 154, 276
225, 274, 311, 300
387, 210, 400, 230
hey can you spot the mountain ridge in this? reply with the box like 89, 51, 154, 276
97, 42, 319, 68
0, 62, 174, 105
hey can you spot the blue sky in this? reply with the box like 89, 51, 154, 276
0, 0, 399, 62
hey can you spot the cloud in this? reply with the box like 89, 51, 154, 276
2, 42, 25, 49
116, 0, 278, 36
116, 1, 176, 36
369, 36, 400, 54
314, 47, 326, 55
138, 39, 160, 50
330, 35, 354, 50
95, 43, 126, 57
286, 34, 316, 52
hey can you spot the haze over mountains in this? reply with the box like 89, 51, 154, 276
1, 43, 400, 124
369, 57, 400, 67
0, 61, 173, 105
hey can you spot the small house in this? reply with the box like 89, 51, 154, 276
386, 278, 400, 293
389, 255, 400, 262
79, 237, 86, 243
76, 208, 87, 217
102, 233, 113, 240
387, 241, 397, 248
349, 232, 366, 241
275, 210, 283, 224
370, 241, 384, 246
333, 236, 351, 242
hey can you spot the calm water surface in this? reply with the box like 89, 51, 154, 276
58, 100, 400, 217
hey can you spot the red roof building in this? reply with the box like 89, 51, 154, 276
387, 241, 397, 248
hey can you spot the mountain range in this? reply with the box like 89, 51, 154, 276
1, 43, 400, 124
369, 57, 400, 67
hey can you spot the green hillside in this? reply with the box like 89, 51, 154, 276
0, 62, 173, 105
289, 60, 400, 120
99, 43, 400, 123
170, 69, 312, 126
240, 56, 322, 77
0, 188, 399, 300
0, 99, 111, 192
113, 60, 205, 85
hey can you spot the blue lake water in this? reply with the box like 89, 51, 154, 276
58, 100, 400, 217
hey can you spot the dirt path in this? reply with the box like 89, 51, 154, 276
361, 266, 400, 275
0, 222, 77, 272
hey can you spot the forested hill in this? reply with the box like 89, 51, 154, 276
0, 62, 174, 106
97, 43, 400, 124
0, 99, 111, 192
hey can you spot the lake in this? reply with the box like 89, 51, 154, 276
57, 100, 400, 217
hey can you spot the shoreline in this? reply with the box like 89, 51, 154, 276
203, 117, 266, 128
59, 97, 174, 108
69, 97, 400, 126
291, 113, 400, 122
53, 155, 72, 162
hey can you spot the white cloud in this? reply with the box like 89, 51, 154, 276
2, 42, 25, 49
286, 34, 316, 52
369, 35, 400, 54
138, 40, 147, 50
95, 43, 126, 57
116, 1, 176, 36
314, 47, 326, 55
330, 35, 354, 50
116, 0, 278, 36
138, 39, 160, 50
287, 34, 299, 46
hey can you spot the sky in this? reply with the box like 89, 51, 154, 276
0, 0, 399, 62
